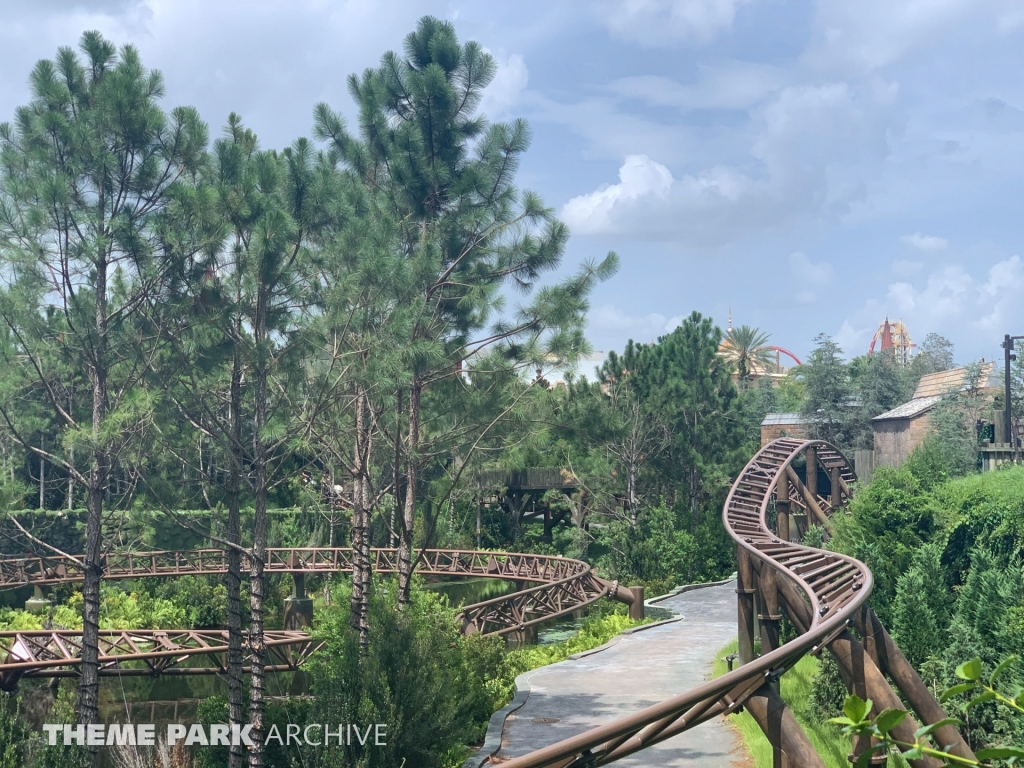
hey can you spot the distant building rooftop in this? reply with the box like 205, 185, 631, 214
912, 362, 997, 399
872, 395, 943, 422
761, 412, 810, 426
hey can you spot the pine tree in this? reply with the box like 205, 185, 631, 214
855, 351, 914, 447
315, 16, 617, 608
0, 32, 206, 727
891, 561, 942, 667
800, 334, 855, 448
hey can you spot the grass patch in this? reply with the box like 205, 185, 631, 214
712, 640, 910, 768
510, 610, 649, 671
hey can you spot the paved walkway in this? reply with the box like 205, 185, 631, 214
493, 581, 748, 766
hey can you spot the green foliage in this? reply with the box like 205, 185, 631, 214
911, 333, 956, 378
597, 504, 697, 593
933, 467, 1024, 583
903, 437, 964, 491
800, 334, 857, 449
890, 543, 950, 668
300, 581, 502, 768
508, 610, 643, 672
0, 693, 29, 768
810, 652, 850, 723
833, 655, 1024, 767
853, 351, 915, 448
152, 576, 227, 629
721, 324, 775, 384
832, 464, 1024, 754
927, 361, 989, 476
715, 641, 854, 768
831, 466, 936, 623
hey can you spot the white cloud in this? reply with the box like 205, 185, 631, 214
479, 50, 529, 120
609, 61, 786, 111
788, 252, 834, 303
837, 256, 1024, 358
590, 304, 683, 341
561, 154, 673, 235
807, 0, 976, 72
835, 320, 872, 357
900, 232, 948, 251
558, 80, 893, 245
976, 255, 1023, 329
595, 0, 755, 47
789, 251, 835, 284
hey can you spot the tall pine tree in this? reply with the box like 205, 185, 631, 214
0, 33, 206, 727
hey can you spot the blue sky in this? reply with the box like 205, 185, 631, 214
2, 0, 1022, 365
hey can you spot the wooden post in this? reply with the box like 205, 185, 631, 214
776, 469, 791, 543
284, 572, 313, 630
736, 546, 756, 665
785, 466, 832, 530
744, 682, 826, 768
758, 565, 781, 655
854, 608, 976, 763
805, 446, 818, 497
628, 586, 645, 620
476, 495, 482, 550
775, 577, 944, 768
830, 466, 842, 508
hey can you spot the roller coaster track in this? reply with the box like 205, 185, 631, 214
0, 549, 631, 690
489, 438, 975, 768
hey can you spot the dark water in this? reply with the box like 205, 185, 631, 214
423, 576, 517, 607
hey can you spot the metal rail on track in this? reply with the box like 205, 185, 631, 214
0, 549, 629, 686
487, 438, 872, 767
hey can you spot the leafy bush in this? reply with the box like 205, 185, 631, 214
831, 466, 936, 623
299, 581, 503, 768
0, 692, 30, 768
153, 577, 228, 629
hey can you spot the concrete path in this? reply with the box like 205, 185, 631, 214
492, 581, 748, 767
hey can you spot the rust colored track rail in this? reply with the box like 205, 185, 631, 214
487, 438, 875, 767
0, 549, 628, 686
0, 630, 316, 689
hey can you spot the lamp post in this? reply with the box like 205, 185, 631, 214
1001, 334, 1024, 450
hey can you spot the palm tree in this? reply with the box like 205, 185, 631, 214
721, 325, 775, 382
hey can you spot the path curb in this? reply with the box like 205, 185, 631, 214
461, 577, 736, 767
461, 669, 535, 768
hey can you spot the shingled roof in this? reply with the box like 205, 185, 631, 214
912, 362, 997, 399
872, 395, 942, 422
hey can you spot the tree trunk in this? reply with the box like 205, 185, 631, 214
359, 420, 372, 649
391, 387, 402, 548
247, 289, 269, 768
397, 380, 420, 609
67, 442, 74, 511
350, 389, 371, 651
226, 347, 245, 768
80, 253, 108, 730
39, 435, 45, 509
627, 461, 637, 526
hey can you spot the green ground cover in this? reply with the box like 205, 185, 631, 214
712, 640, 910, 768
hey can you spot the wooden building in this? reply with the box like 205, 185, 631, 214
760, 413, 811, 446
871, 395, 943, 469
871, 362, 998, 470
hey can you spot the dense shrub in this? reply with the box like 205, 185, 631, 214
299, 581, 503, 768
830, 466, 936, 623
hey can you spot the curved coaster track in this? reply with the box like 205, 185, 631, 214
0, 548, 637, 690
483, 438, 976, 768
0, 439, 977, 767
